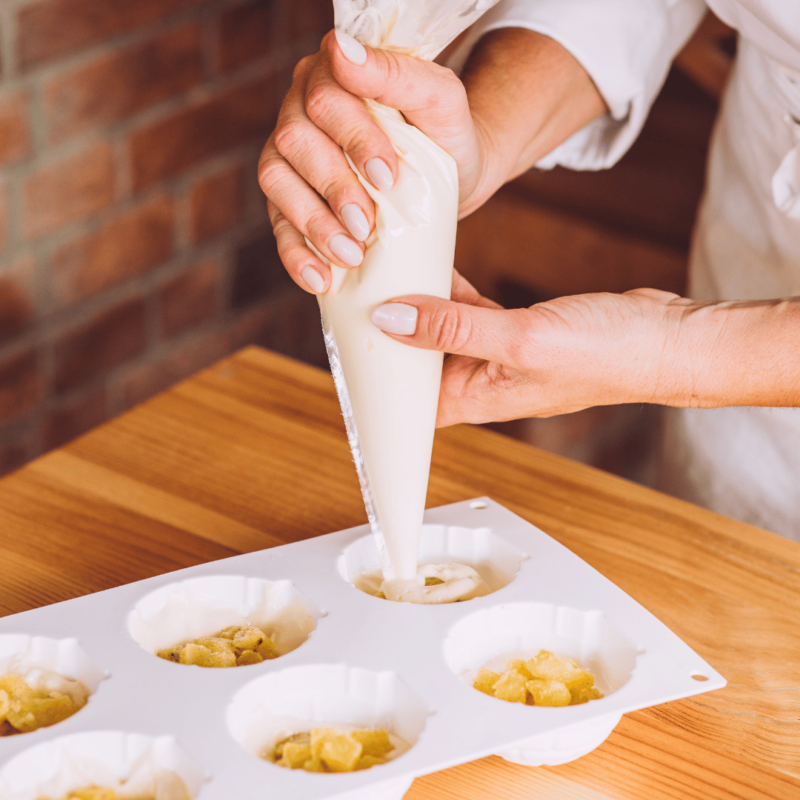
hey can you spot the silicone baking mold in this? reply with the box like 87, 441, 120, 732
0, 498, 726, 800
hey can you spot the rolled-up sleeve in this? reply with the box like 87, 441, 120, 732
447, 0, 707, 169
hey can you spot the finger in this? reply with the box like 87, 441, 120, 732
370, 294, 529, 364
305, 43, 399, 192
273, 54, 377, 238
436, 354, 487, 427
451, 269, 503, 309
268, 201, 329, 294
259, 134, 364, 270
437, 354, 561, 426
329, 30, 474, 162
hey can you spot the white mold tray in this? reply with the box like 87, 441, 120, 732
0, 498, 726, 800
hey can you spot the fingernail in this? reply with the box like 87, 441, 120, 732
329, 233, 363, 267
301, 265, 325, 294
334, 29, 367, 65
372, 303, 417, 335
366, 158, 394, 192
342, 203, 369, 241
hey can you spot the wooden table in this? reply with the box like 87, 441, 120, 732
1, 346, 798, 798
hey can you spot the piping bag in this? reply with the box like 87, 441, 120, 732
313, 1, 498, 581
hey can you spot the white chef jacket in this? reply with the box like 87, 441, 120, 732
450, 1, 800, 540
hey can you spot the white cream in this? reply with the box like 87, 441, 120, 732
381, 563, 488, 604
317, 101, 459, 580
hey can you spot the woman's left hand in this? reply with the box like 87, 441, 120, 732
371, 271, 691, 427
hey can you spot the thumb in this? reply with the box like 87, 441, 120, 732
329, 30, 473, 152
371, 295, 527, 364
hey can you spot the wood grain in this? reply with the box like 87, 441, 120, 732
1, 346, 798, 798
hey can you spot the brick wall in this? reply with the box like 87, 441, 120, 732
0, 0, 333, 475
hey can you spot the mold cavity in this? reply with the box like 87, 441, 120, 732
691, 674, 709, 682
338, 524, 527, 602
227, 664, 429, 771
0, 731, 204, 799
443, 603, 640, 698
128, 576, 323, 665
0, 635, 106, 736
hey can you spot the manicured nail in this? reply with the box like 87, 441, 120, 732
366, 158, 394, 192
342, 203, 369, 242
372, 303, 417, 335
334, 29, 367, 65
329, 233, 363, 267
301, 266, 325, 294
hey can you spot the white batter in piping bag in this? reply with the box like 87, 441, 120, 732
315, 0, 497, 584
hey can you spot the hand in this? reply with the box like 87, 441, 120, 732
259, 29, 491, 295
370, 274, 688, 426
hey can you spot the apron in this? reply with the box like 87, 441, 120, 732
657, 2, 800, 541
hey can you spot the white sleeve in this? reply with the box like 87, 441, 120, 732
446, 0, 707, 170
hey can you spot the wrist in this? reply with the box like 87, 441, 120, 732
655, 297, 800, 409
460, 27, 607, 208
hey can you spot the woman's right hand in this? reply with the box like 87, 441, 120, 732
258, 29, 494, 295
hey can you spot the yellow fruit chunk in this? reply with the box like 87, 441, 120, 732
492, 670, 527, 703
355, 754, 388, 770
280, 741, 312, 769
235, 650, 264, 667
570, 685, 604, 705
319, 733, 363, 772
159, 624, 277, 668
68, 788, 117, 800
526, 679, 571, 707
472, 650, 603, 706
351, 728, 393, 757
0, 674, 86, 735
179, 643, 236, 668
474, 667, 501, 696
272, 728, 395, 773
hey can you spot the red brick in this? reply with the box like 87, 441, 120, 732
121, 331, 230, 408
43, 386, 107, 450
0, 349, 42, 425
53, 295, 147, 393
121, 302, 278, 408
16, 0, 205, 71
159, 259, 218, 339
189, 164, 245, 243
52, 196, 174, 303
130, 76, 276, 190
23, 142, 115, 241
0, 256, 37, 342
0, 91, 32, 168
284, 0, 333, 43
44, 25, 204, 144
0, 183, 6, 256
217, 0, 274, 73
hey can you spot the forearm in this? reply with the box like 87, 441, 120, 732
662, 298, 800, 408
459, 27, 608, 215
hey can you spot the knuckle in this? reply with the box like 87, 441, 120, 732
258, 154, 290, 196
305, 206, 333, 240
430, 305, 472, 352
505, 310, 535, 366
293, 55, 314, 81
305, 80, 339, 125
273, 118, 305, 160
